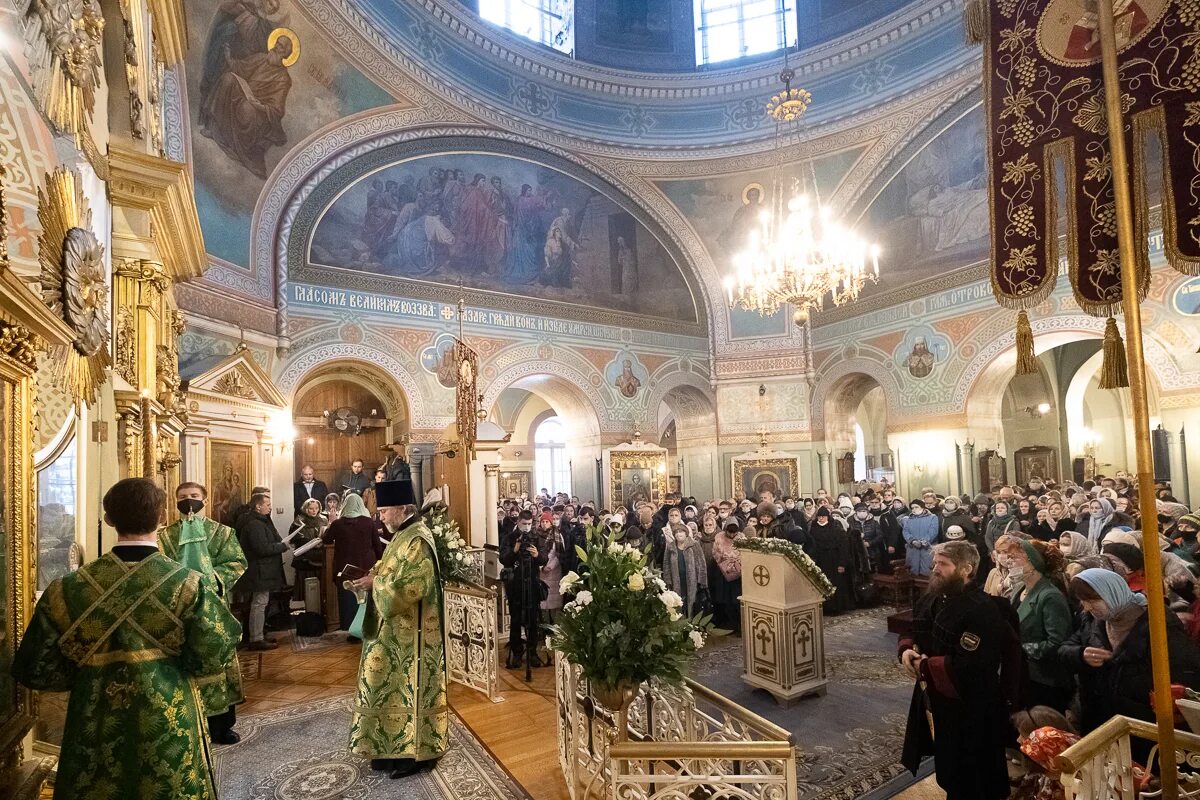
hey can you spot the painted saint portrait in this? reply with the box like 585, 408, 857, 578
621, 468, 652, 508
905, 337, 936, 379
197, 1, 299, 178
308, 152, 698, 321
614, 358, 642, 398
208, 441, 254, 526
733, 458, 797, 501
420, 334, 459, 389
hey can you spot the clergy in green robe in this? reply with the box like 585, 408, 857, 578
349, 480, 449, 778
159, 480, 248, 743
13, 478, 241, 800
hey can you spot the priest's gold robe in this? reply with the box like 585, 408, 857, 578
159, 515, 246, 714
349, 518, 449, 761
12, 552, 240, 799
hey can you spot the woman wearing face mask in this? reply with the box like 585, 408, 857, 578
938, 496, 976, 542
901, 500, 939, 577
663, 522, 707, 618
984, 500, 1018, 554
698, 514, 721, 587
1009, 540, 1074, 711
1078, 498, 1117, 548
1061, 569, 1200, 743
853, 502, 886, 573
985, 534, 1025, 598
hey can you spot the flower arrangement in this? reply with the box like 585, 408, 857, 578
735, 536, 836, 598
426, 510, 480, 585
552, 532, 714, 692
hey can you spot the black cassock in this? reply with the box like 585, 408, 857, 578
899, 585, 1024, 800
805, 522, 856, 615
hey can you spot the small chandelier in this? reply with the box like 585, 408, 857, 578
724, 69, 880, 324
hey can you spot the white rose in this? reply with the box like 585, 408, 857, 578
447, 538, 459, 549
670, 610, 682, 622
658, 590, 683, 611
560, 571, 580, 594
627, 572, 645, 591
689, 630, 705, 649
575, 590, 593, 607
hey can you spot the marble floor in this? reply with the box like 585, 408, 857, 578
238, 632, 944, 799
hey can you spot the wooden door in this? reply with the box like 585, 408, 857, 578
293, 380, 390, 490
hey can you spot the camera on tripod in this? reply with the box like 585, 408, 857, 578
500, 531, 536, 582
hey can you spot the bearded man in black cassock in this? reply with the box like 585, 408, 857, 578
898, 541, 1024, 800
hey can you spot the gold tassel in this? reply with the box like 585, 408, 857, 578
1099, 316, 1129, 389
964, 0, 987, 44
1015, 311, 1037, 375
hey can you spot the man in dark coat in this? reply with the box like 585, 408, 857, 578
899, 541, 1023, 800
879, 497, 908, 572
294, 465, 328, 514
806, 507, 856, 615
235, 492, 289, 651
759, 501, 805, 546
499, 510, 548, 668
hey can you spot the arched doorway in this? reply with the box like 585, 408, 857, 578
488, 373, 603, 502
823, 374, 892, 492
291, 361, 410, 498
658, 384, 717, 499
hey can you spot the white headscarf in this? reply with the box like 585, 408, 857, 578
1087, 498, 1114, 547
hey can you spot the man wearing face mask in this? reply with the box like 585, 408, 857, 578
500, 510, 548, 668
939, 496, 976, 543
853, 502, 886, 573
879, 498, 908, 573
159, 481, 248, 745
1171, 513, 1200, 566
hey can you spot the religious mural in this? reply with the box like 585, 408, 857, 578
308, 153, 698, 321
185, 0, 394, 266
862, 107, 989, 287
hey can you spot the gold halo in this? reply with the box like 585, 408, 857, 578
741, 182, 765, 204
268, 27, 300, 67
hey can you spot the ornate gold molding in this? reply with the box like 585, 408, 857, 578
22, 0, 104, 138
107, 145, 206, 281
147, 0, 188, 65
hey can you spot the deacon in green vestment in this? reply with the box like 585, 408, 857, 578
159, 480, 248, 742
349, 480, 449, 779
13, 478, 240, 800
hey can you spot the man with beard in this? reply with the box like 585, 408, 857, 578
899, 542, 1023, 800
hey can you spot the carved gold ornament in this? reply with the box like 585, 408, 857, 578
25, 0, 105, 136
38, 168, 111, 405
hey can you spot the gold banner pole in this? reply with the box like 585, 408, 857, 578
1096, 1, 1178, 795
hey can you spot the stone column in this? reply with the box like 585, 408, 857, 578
409, 448, 426, 502
817, 451, 832, 494
483, 463, 500, 549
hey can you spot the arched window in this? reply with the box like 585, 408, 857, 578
479, 0, 574, 55
535, 416, 571, 495
853, 422, 867, 482
694, 0, 796, 66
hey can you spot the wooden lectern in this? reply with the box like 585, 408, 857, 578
740, 550, 828, 705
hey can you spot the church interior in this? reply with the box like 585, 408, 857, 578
5, 0, 1200, 798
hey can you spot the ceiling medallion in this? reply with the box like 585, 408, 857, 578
725, 68, 881, 324
38, 167, 111, 406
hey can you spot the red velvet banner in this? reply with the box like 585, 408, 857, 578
980, 0, 1200, 316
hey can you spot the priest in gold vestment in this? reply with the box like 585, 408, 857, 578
158, 480, 248, 743
348, 479, 449, 778
13, 478, 240, 800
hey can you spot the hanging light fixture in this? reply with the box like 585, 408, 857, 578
724, 67, 881, 323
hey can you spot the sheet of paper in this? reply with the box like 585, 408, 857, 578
293, 537, 323, 557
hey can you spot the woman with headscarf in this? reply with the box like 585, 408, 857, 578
1035, 500, 1074, 542
939, 496, 976, 543
1058, 531, 1097, 566
985, 500, 1018, 553
807, 507, 857, 615
1060, 568, 1200, 741
321, 493, 384, 641
1009, 540, 1074, 711
1015, 498, 1038, 537
288, 497, 327, 602
902, 499, 940, 576
697, 514, 721, 590
711, 520, 745, 633
663, 522, 707, 618
1078, 498, 1116, 548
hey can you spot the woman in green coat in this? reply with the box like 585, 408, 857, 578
1009, 538, 1074, 711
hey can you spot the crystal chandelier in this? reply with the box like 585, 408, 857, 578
724, 68, 880, 324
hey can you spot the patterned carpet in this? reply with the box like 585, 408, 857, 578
693, 606, 933, 800
212, 694, 531, 800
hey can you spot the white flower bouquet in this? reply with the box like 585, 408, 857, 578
551, 529, 713, 690
426, 510, 481, 585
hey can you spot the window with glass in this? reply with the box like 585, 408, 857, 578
694, 0, 796, 66
479, 0, 575, 55
534, 416, 572, 496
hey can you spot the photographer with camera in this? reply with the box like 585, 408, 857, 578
500, 510, 548, 672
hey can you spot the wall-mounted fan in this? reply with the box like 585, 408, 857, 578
323, 406, 363, 437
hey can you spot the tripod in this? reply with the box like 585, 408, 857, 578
519, 547, 535, 683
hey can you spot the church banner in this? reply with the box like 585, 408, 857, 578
975, 0, 1200, 317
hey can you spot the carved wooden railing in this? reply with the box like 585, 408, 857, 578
1057, 716, 1200, 799
442, 581, 503, 703
556, 656, 797, 800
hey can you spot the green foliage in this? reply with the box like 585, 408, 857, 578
734, 536, 837, 598
551, 534, 713, 689
426, 511, 481, 585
